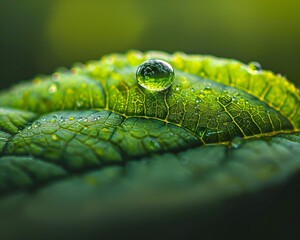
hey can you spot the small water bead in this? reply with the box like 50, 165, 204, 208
232, 96, 238, 103
34, 121, 41, 127
52, 134, 58, 141
50, 116, 57, 123
136, 59, 174, 91
203, 87, 212, 94
195, 97, 201, 104
230, 137, 243, 149
59, 116, 65, 122
48, 83, 58, 94
52, 72, 61, 80
248, 61, 262, 74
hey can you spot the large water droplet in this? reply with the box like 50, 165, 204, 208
136, 59, 174, 91
248, 61, 262, 74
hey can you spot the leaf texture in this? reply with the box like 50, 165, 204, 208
0, 51, 299, 239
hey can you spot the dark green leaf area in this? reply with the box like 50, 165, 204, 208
0, 156, 66, 193
0, 108, 36, 134
0, 132, 299, 234
4, 110, 198, 173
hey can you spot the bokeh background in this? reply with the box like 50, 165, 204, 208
1, 0, 299, 89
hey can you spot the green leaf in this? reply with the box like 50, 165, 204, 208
0, 51, 299, 239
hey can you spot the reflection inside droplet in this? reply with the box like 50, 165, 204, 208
136, 59, 174, 91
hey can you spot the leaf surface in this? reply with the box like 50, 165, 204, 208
0, 51, 299, 239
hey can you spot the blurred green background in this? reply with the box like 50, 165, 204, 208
0, 0, 299, 89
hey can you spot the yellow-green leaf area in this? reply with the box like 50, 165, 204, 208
0, 51, 298, 145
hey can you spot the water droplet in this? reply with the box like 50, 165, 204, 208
52, 72, 61, 80
136, 59, 174, 91
34, 121, 41, 127
48, 84, 58, 94
195, 97, 201, 104
248, 61, 262, 74
52, 134, 58, 140
50, 116, 57, 123
203, 87, 212, 94
231, 137, 243, 149
143, 138, 162, 151
190, 88, 195, 92
150, 140, 160, 150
